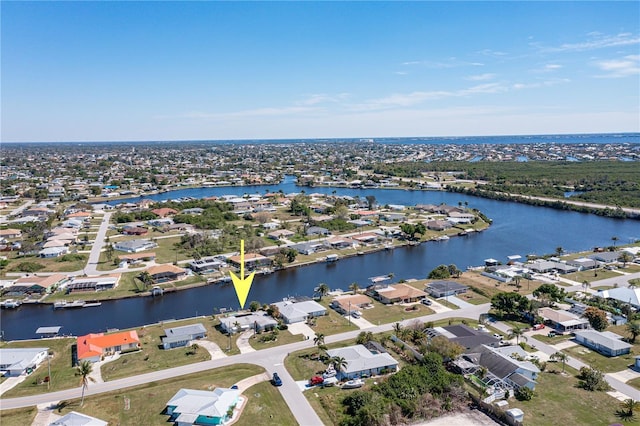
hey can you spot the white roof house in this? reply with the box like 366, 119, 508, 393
114, 239, 157, 253
273, 300, 326, 324
598, 287, 640, 309
326, 344, 398, 380
50, 411, 108, 426
165, 388, 240, 425
0, 347, 49, 377
574, 330, 633, 357
219, 313, 277, 334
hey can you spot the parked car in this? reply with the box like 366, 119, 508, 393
351, 311, 361, 319
493, 333, 502, 339
533, 324, 545, 330
547, 331, 557, 337
271, 372, 282, 386
421, 299, 432, 306
309, 376, 324, 386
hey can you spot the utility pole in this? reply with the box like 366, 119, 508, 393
47, 352, 51, 390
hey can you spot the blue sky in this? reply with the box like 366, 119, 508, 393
2, 1, 639, 142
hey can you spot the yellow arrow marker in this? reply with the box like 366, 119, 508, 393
230, 239, 255, 309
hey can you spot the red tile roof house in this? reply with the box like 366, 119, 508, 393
77, 331, 140, 363
0, 229, 22, 239
151, 208, 178, 218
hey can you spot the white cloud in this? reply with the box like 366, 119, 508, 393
545, 64, 563, 70
512, 79, 570, 90
541, 32, 640, 52
477, 49, 508, 57
593, 55, 640, 78
296, 93, 350, 106
173, 106, 321, 120
465, 73, 497, 81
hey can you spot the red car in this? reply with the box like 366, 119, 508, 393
309, 376, 324, 386
533, 324, 545, 330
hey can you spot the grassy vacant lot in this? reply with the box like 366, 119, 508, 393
101, 318, 218, 381
210, 316, 241, 355
564, 345, 636, 373
512, 368, 620, 426
627, 376, 640, 390
307, 303, 359, 336
531, 333, 574, 345
248, 329, 304, 350
563, 269, 621, 284
52, 364, 296, 425
6, 253, 88, 273
0, 406, 37, 426
1, 338, 77, 398
360, 299, 434, 325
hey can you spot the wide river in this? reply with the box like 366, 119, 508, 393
2, 178, 639, 340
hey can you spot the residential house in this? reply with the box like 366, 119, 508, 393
189, 257, 226, 274
426, 281, 468, 298
0, 229, 21, 239
306, 226, 330, 236
589, 251, 623, 264
77, 331, 140, 362
0, 347, 49, 376
566, 257, 599, 271
455, 344, 540, 391
351, 232, 379, 244
598, 287, 640, 310
574, 330, 633, 357
50, 411, 107, 426
426, 324, 500, 350
152, 208, 179, 218
38, 247, 68, 258
323, 237, 355, 250
181, 207, 204, 215
426, 220, 452, 231
65, 274, 121, 293
368, 283, 427, 304
291, 242, 323, 256
538, 307, 590, 333
114, 239, 157, 253
162, 323, 207, 349
267, 229, 295, 240
122, 226, 148, 236
273, 300, 327, 324
447, 211, 475, 224
219, 313, 278, 334
227, 253, 271, 271
330, 294, 373, 315
118, 252, 156, 264
7, 274, 66, 295
164, 388, 240, 426
146, 264, 188, 283
325, 344, 398, 380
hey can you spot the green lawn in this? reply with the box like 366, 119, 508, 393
513, 368, 620, 426
563, 269, 621, 284
531, 333, 574, 345
51, 364, 291, 425
100, 318, 216, 381
1, 338, 77, 398
248, 329, 304, 350
564, 345, 636, 373
307, 305, 359, 336
0, 406, 37, 426
360, 299, 435, 325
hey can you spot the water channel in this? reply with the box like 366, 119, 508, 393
2, 179, 639, 340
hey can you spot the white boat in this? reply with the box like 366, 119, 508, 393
0, 299, 21, 309
326, 254, 339, 263
83, 301, 102, 308
341, 378, 365, 389
53, 300, 86, 309
436, 235, 450, 241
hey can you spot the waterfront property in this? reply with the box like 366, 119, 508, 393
162, 323, 207, 349
538, 307, 590, 333
0, 347, 49, 376
227, 253, 272, 271
65, 274, 121, 293
118, 252, 156, 264
5, 273, 67, 295
330, 294, 373, 315
325, 343, 398, 380
145, 264, 188, 283
189, 256, 226, 274
573, 330, 633, 357
425, 281, 469, 298
597, 287, 640, 309
218, 312, 278, 334
50, 411, 108, 426
273, 300, 327, 324
164, 387, 240, 425
77, 330, 140, 362
367, 283, 427, 304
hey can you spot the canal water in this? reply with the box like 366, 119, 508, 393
2, 180, 639, 340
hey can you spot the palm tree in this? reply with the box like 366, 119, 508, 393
76, 360, 95, 407
626, 322, 640, 343
316, 283, 330, 301
612, 236, 619, 247
555, 246, 564, 256
349, 282, 360, 295
619, 252, 633, 268
620, 398, 640, 418
393, 322, 403, 336
551, 351, 568, 373
582, 280, 591, 291
508, 327, 527, 345
330, 355, 348, 374
313, 332, 325, 348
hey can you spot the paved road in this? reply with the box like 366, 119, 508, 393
84, 212, 112, 275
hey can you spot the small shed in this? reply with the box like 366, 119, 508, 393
505, 408, 524, 422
